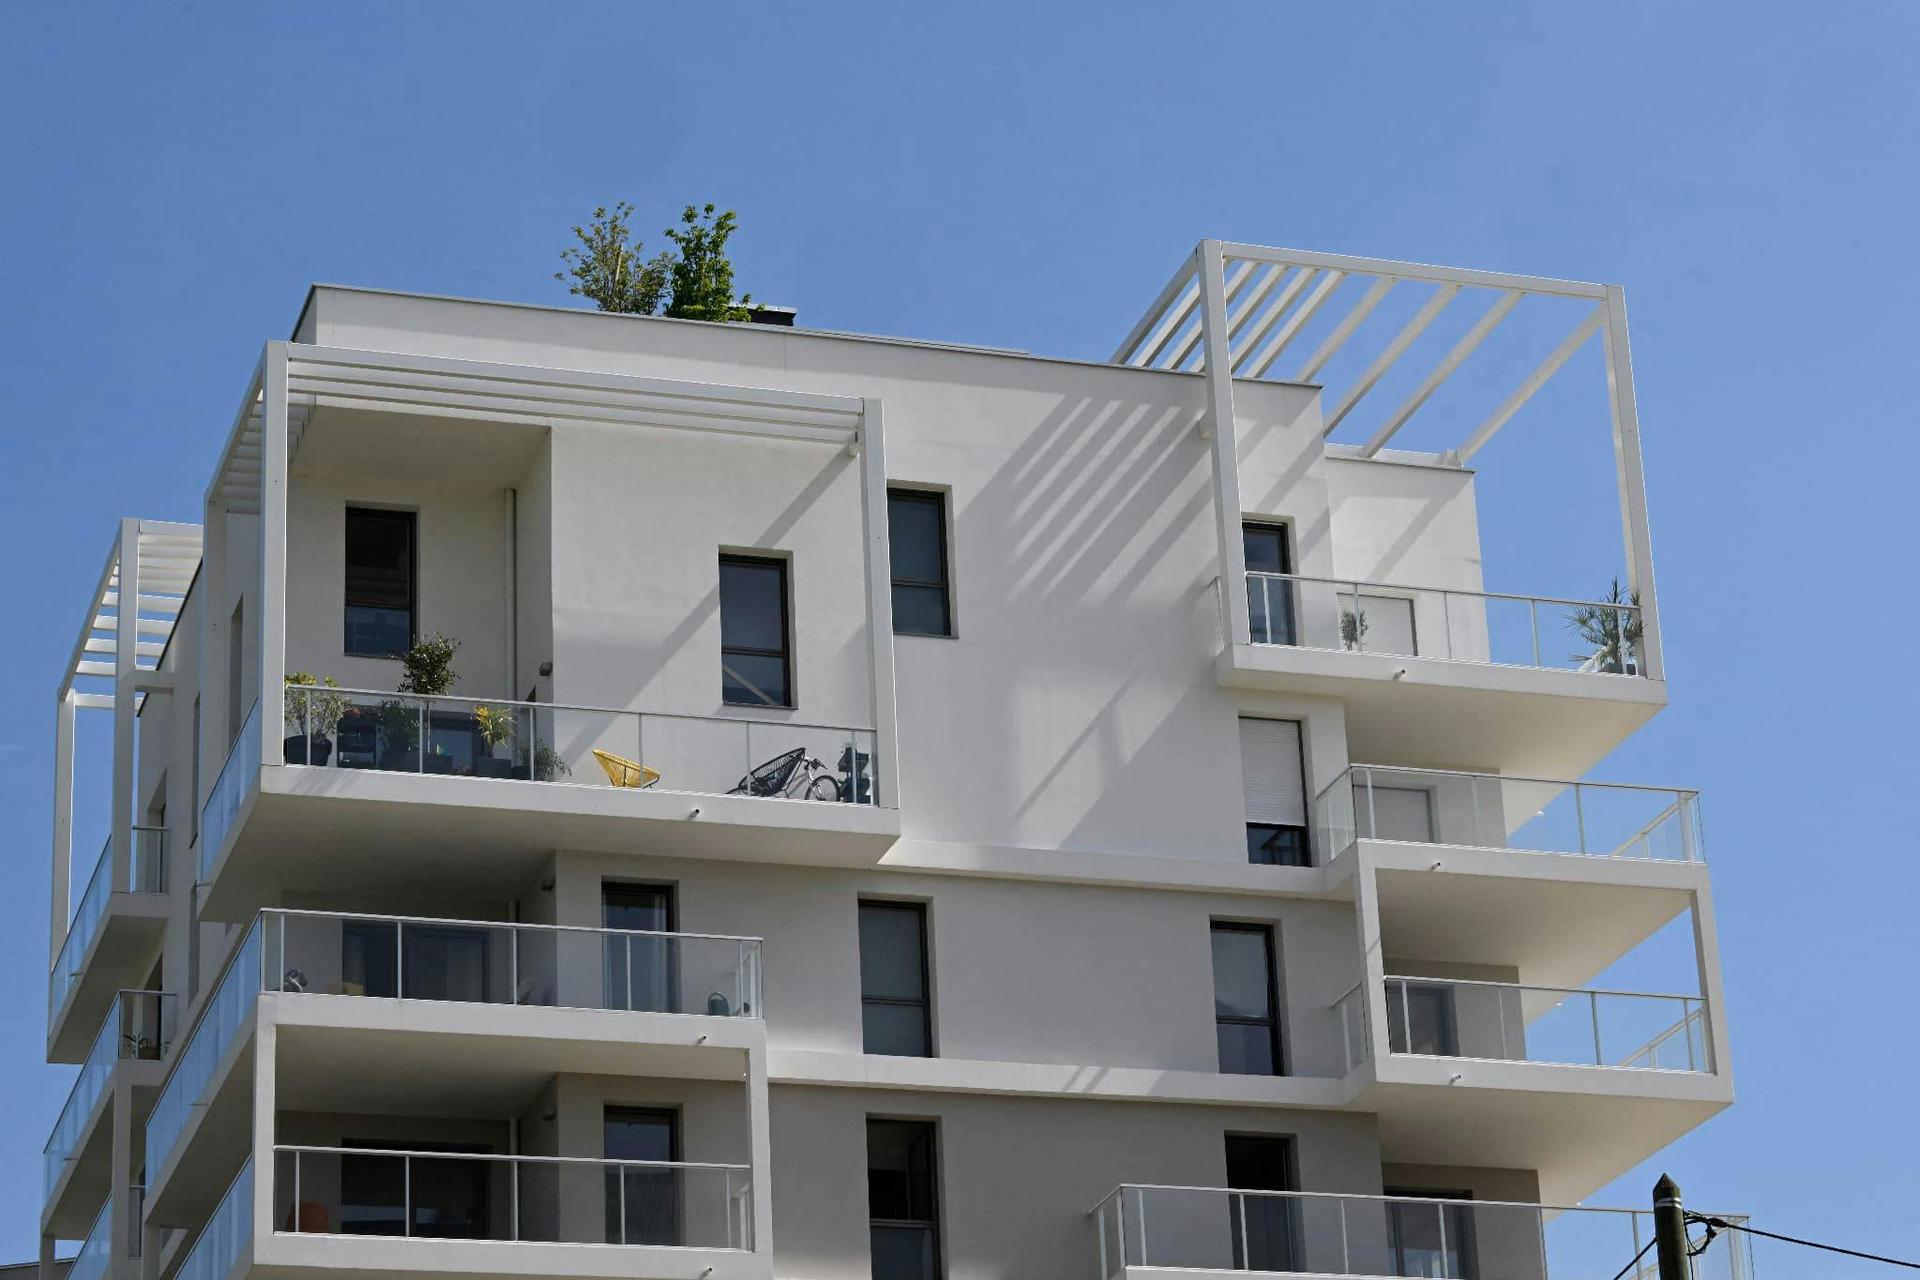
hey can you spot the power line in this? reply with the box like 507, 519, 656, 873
1689, 1213, 1920, 1271
1607, 1236, 1656, 1280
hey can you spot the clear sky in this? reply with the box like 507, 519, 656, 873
2, 3, 1915, 1275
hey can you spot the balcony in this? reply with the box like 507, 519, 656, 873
146, 911, 764, 1228
1221, 574, 1665, 778
49, 828, 168, 1061
1091, 1184, 1752, 1280
44, 991, 172, 1236
199, 689, 894, 919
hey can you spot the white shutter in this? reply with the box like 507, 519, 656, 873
1358, 785, 1435, 843
1358, 594, 1418, 657
1239, 718, 1306, 827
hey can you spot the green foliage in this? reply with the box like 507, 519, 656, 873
398, 633, 460, 696
1565, 577, 1644, 671
662, 204, 753, 322
558, 201, 752, 322
473, 703, 518, 750
1340, 608, 1370, 650
283, 672, 348, 736
555, 202, 671, 315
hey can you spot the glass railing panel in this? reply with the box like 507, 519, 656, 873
1333, 984, 1371, 1073
179, 1158, 253, 1280
284, 685, 881, 806
1317, 765, 1703, 862
274, 1147, 752, 1250
200, 699, 262, 882
259, 910, 762, 1019
1243, 572, 1645, 676
148, 923, 263, 1177
1381, 977, 1709, 1071
45, 992, 175, 1197
51, 840, 111, 1021
1102, 1187, 1751, 1280
69, 1201, 111, 1280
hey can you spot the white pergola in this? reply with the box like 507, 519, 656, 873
52, 519, 202, 963
1112, 240, 1662, 680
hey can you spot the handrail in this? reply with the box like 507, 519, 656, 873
1090, 1182, 1739, 1219
296, 684, 876, 737
274, 1142, 749, 1172
262, 907, 761, 947
1383, 973, 1703, 1003
1246, 568, 1640, 615
1619, 1004, 1710, 1070
1317, 762, 1697, 804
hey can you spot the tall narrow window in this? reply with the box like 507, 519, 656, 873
227, 599, 244, 745
1385, 1188, 1477, 1279
868, 1119, 941, 1280
603, 884, 677, 1013
1243, 522, 1295, 645
1212, 923, 1283, 1075
1385, 981, 1458, 1056
344, 507, 416, 658
859, 901, 932, 1057
605, 1107, 681, 1245
1225, 1135, 1298, 1271
887, 489, 952, 637
190, 696, 202, 844
719, 554, 791, 706
1240, 718, 1309, 867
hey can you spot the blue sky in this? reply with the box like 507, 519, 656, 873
3, 2, 1916, 1274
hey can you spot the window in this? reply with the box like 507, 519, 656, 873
605, 1107, 681, 1245
1243, 523, 1295, 645
227, 599, 244, 745
603, 884, 678, 1013
1355, 785, 1436, 844
859, 901, 932, 1057
1211, 923, 1283, 1075
339, 1140, 488, 1238
719, 555, 791, 706
344, 508, 416, 658
867, 1119, 941, 1280
1386, 981, 1458, 1056
341, 921, 489, 1002
1225, 1135, 1298, 1272
888, 489, 952, 637
1385, 1189, 1477, 1279
1239, 718, 1309, 867
190, 696, 201, 845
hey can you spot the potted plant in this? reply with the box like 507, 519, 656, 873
378, 634, 461, 772
472, 703, 519, 779
1340, 606, 1370, 652
533, 740, 572, 783
283, 673, 347, 765
1566, 578, 1643, 674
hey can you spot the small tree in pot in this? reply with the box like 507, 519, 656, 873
283, 673, 347, 765
1566, 578, 1643, 674
472, 703, 520, 779
379, 634, 461, 772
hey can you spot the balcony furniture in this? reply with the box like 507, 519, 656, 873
593, 749, 661, 789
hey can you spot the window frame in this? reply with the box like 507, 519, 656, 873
866, 1117, 943, 1280
1240, 717, 1311, 868
718, 553, 794, 708
1242, 520, 1296, 646
886, 487, 954, 638
858, 899, 934, 1058
1210, 921, 1286, 1076
343, 505, 418, 660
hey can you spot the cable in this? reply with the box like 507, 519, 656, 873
1607, 1236, 1656, 1280
1689, 1213, 1920, 1271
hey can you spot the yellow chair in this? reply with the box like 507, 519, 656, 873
592, 748, 660, 790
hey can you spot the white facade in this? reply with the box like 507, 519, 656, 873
38, 241, 1742, 1280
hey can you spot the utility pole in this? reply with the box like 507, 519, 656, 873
1654, 1173, 1689, 1280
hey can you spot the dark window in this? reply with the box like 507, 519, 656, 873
887, 489, 952, 637
605, 1107, 680, 1245
1212, 923, 1283, 1075
190, 696, 202, 845
345, 508, 416, 658
1246, 825, 1310, 867
1225, 1135, 1298, 1271
1386, 982, 1459, 1056
719, 555, 791, 707
339, 1140, 488, 1239
340, 921, 490, 1002
1385, 1189, 1477, 1279
1240, 719, 1310, 868
1243, 522, 1296, 645
603, 884, 679, 1014
859, 902, 932, 1057
867, 1119, 941, 1280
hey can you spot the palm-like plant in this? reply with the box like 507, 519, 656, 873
1566, 577, 1643, 672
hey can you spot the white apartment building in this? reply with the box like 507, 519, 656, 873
38, 241, 1743, 1280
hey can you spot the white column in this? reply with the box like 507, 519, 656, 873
858, 398, 903, 810
112, 519, 139, 893
745, 1043, 774, 1257
1197, 241, 1251, 647
258, 345, 290, 739
1601, 285, 1665, 682
1690, 881, 1731, 1077
50, 689, 76, 966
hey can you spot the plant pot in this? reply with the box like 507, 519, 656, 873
283, 734, 332, 766
424, 755, 456, 776
474, 757, 516, 780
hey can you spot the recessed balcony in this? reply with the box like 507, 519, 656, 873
145, 910, 764, 1229
199, 691, 895, 920
49, 828, 169, 1061
1090, 1184, 1753, 1280
1221, 573, 1665, 778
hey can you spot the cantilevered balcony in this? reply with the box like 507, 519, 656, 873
44, 992, 172, 1239
1090, 1184, 1752, 1280
48, 829, 168, 1062
145, 911, 764, 1229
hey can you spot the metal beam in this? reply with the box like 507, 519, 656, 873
1111, 257, 1199, 364
1230, 269, 1315, 373
1297, 277, 1395, 384
1215, 241, 1606, 300
1242, 271, 1346, 378
1361, 289, 1524, 456
1323, 284, 1461, 435
1453, 305, 1604, 463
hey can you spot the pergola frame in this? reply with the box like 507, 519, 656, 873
1114, 240, 1663, 681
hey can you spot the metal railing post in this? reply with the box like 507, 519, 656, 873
1399, 980, 1413, 1054
1589, 992, 1604, 1065
618, 1164, 629, 1244
1529, 598, 1542, 666
1574, 783, 1589, 854
417, 698, 426, 774
395, 922, 405, 1000
403, 1153, 412, 1237
509, 925, 519, 1005
511, 1159, 520, 1241
1134, 1186, 1149, 1266
293, 1150, 301, 1232
1237, 1192, 1250, 1269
